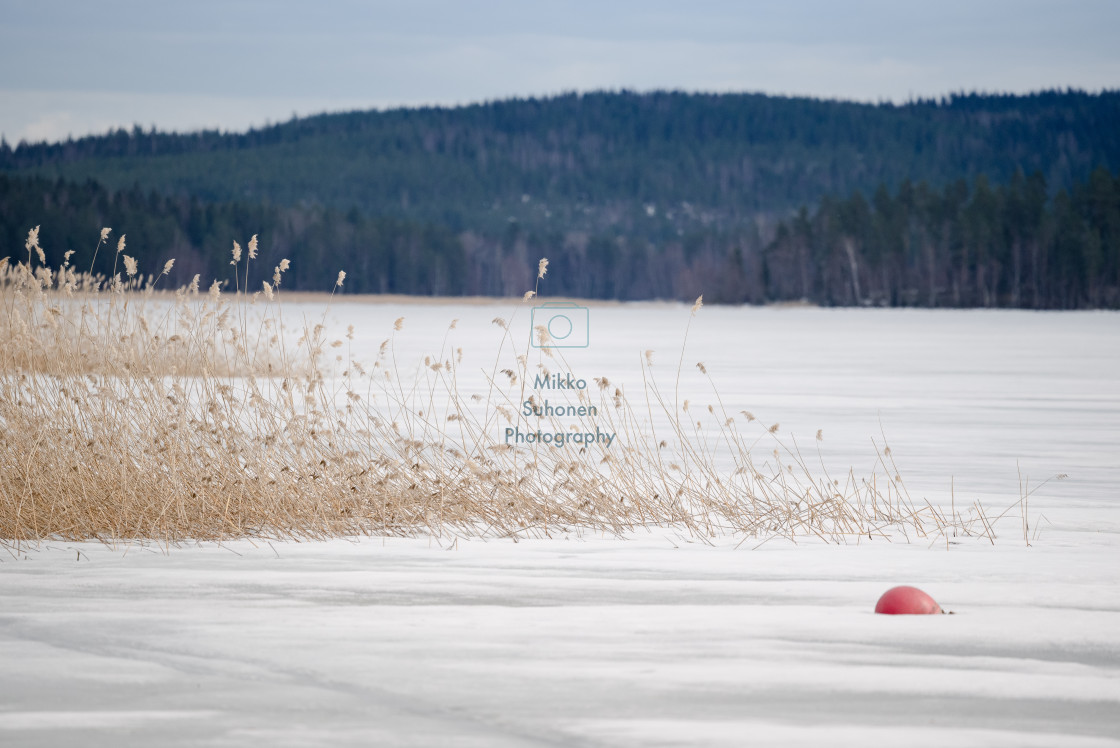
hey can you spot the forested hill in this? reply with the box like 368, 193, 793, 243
4, 166, 1117, 308
2, 90, 1118, 308
3, 90, 1119, 237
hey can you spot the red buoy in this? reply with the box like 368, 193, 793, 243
875, 586, 942, 615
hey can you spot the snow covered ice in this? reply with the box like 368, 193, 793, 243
2, 303, 1118, 746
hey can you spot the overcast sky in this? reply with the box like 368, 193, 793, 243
2, 0, 1118, 144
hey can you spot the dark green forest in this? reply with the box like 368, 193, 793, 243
2, 89, 1118, 307
4, 166, 1117, 307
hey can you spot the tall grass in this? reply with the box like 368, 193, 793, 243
1, 228, 996, 545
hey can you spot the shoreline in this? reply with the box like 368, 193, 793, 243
262, 291, 822, 309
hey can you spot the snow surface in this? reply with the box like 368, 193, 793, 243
2, 304, 1119, 746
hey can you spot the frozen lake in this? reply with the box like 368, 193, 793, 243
333, 300, 1119, 519
2, 303, 1119, 746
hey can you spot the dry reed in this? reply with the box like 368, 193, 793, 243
1, 228, 1005, 545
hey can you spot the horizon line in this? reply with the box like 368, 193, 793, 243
4, 85, 1117, 150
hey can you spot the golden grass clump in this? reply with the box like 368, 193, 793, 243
1, 228, 1005, 546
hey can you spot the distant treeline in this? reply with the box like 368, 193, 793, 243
762, 168, 1120, 308
3, 168, 1117, 308
3, 89, 1118, 240
0, 174, 463, 295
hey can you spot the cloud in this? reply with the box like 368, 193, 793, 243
2, 1, 1118, 141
